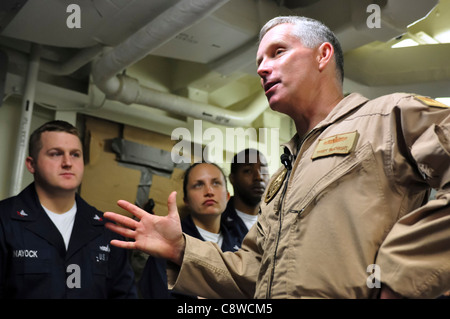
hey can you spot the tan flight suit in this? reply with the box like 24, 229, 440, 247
168, 92, 450, 298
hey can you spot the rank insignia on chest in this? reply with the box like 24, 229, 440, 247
265, 168, 287, 203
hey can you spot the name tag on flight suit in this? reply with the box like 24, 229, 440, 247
311, 131, 359, 160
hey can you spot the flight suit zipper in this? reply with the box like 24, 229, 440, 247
266, 167, 291, 298
266, 128, 321, 298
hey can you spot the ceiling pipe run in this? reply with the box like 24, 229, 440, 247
91, 0, 268, 127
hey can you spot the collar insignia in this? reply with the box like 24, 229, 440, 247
17, 210, 28, 217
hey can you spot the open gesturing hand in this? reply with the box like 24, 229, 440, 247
104, 191, 185, 265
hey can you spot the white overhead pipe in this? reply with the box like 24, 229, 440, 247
9, 43, 41, 196
136, 82, 268, 127
91, 0, 268, 127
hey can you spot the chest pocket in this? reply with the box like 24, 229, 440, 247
10, 248, 51, 274
289, 142, 377, 217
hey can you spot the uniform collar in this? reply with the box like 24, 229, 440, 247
10, 183, 42, 221
317, 93, 369, 128
282, 93, 369, 157
66, 199, 104, 259
11, 183, 67, 256
11, 183, 104, 225
11, 183, 105, 259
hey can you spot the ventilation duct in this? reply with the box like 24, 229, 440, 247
91, 0, 267, 127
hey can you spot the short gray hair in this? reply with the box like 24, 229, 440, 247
259, 16, 344, 83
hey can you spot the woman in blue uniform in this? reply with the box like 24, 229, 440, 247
138, 162, 240, 298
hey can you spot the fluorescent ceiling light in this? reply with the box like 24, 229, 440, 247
436, 97, 450, 106
434, 30, 450, 43
415, 31, 439, 44
391, 39, 419, 48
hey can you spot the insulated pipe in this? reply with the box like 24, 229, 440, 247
9, 44, 41, 196
136, 82, 268, 127
92, 73, 268, 127
91, 0, 268, 127
93, 0, 231, 84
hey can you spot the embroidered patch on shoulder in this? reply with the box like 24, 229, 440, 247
264, 168, 287, 204
415, 96, 449, 108
311, 131, 359, 160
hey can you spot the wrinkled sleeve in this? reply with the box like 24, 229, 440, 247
167, 224, 261, 299
377, 97, 450, 298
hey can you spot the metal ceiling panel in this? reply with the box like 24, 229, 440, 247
1, 0, 179, 48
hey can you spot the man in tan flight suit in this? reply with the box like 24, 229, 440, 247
104, 16, 450, 299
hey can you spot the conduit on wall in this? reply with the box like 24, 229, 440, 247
91, 0, 268, 127
10, 43, 40, 196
